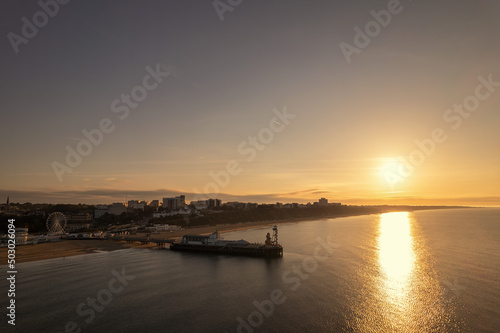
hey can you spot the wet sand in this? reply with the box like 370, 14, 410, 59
0, 239, 155, 264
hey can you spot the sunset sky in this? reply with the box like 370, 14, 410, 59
1, 0, 499, 206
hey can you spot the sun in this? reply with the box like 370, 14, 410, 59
380, 158, 402, 175
378, 157, 406, 189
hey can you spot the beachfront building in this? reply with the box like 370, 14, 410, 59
189, 200, 208, 210
66, 213, 93, 231
146, 224, 182, 232
153, 209, 190, 218
15, 227, 29, 245
94, 205, 110, 218
109, 203, 127, 215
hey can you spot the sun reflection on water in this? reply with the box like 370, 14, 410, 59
352, 212, 452, 332
378, 212, 416, 302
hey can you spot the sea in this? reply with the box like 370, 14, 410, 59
1, 208, 499, 333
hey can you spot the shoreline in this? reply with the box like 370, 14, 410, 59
0, 218, 311, 264
0, 207, 469, 264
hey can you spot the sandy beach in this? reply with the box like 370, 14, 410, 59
0, 218, 306, 264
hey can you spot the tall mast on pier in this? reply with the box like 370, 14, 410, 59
272, 225, 278, 246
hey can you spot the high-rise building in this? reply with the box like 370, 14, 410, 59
318, 198, 328, 206
207, 198, 222, 208
162, 196, 186, 210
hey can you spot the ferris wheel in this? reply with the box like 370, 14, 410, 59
46, 212, 67, 234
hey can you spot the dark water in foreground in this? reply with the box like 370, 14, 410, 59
1, 208, 499, 332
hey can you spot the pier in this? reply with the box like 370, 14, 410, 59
170, 242, 283, 257
107, 236, 176, 248
169, 226, 283, 258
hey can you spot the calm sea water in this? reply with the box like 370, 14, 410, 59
1, 208, 499, 332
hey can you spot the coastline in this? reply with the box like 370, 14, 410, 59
0, 207, 467, 264
0, 218, 304, 264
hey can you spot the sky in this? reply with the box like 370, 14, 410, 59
1, 0, 499, 206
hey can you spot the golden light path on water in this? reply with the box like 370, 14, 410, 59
379, 212, 416, 293
353, 212, 452, 332
377, 212, 417, 324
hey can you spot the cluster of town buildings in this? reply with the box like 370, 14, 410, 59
94, 196, 339, 216
92, 195, 224, 218
1, 196, 341, 233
